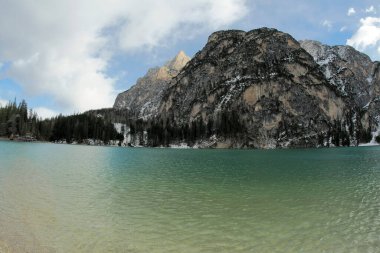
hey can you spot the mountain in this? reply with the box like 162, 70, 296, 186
367, 66, 380, 131
300, 40, 380, 141
113, 28, 379, 148
113, 51, 190, 119
156, 28, 350, 148
300, 40, 374, 106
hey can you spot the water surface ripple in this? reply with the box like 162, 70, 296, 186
0, 141, 380, 252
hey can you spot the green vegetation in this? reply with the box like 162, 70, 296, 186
0, 99, 43, 138
50, 114, 123, 144
0, 99, 375, 147
0, 99, 123, 144
136, 110, 246, 147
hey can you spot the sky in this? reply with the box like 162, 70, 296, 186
0, 0, 380, 118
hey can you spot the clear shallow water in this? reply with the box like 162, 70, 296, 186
0, 141, 380, 252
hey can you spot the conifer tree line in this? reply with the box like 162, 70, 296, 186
90, 108, 247, 147
1, 99, 377, 147
0, 99, 123, 144
142, 110, 246, 147
93, 107, 375, 147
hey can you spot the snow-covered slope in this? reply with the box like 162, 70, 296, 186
300, 40, 375, 108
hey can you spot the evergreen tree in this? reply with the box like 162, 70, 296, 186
0, 98, 122, 144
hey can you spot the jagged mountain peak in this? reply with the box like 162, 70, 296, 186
207, 29, 246, 43
206, 27, 283, 43
157, 27, 349, 148
113, 51, 190, 117
164, 50, 191, 71
300, 40, 372, 63
112, 27, 380, 148
300, 39, 376, 108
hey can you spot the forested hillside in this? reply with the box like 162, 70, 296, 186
0, 100, 123, 144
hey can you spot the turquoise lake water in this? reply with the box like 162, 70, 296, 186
0, 141, 379, 252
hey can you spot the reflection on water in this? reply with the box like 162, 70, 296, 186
0, 141, 380, 252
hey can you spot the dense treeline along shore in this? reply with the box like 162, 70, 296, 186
0, 100, 123, 145
1, 28, 380, 149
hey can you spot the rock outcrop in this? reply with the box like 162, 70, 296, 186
113, 28, 380, 148
157, 28, 351, 148
364, 62, 380, 135
301, 40, 380, 138
113, 51, 190, 119
300, 40, 374, 106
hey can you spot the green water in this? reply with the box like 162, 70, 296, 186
0, 141, 380, 252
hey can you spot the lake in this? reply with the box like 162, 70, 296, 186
0, 141, 379, 252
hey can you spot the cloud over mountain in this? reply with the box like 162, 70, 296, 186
347, 17, 380, 59
0, 0, 247, 113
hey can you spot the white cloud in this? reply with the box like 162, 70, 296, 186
117, 0, 248, 51
347, 17, 380, 60
347, 17, 380, 50
322, 20, 332, 30
0, 98, 8, 107
33, 107, 58, 119
340, 26, 347, 32
365, 6, 376, 13
0, 0, 247, 113
347, 7, 356, 16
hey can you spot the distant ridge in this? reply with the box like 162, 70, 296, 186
113, 51, 190, 119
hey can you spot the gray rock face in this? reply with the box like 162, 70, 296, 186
300, 40, 375, 107
112, 27, 380, 148
113, 51, 190, 119
158, 28, 349, 148
300, 40, 380, 132
365, 62, 380, 129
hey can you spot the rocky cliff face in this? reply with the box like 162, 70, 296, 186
113, 28, 379, 148
156, 28, 352, 148
365, 62, 380, 135
300, 40, 374, 106
113, 51, 190, 119
300, 40, 380, 137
